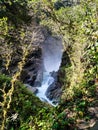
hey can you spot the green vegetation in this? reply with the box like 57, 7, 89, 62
0, 74, 54, 130
0, 0, 98, 129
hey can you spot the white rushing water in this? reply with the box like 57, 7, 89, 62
36, 37, 63, 106
36, 71, 56, 106
42, 37, 63, 72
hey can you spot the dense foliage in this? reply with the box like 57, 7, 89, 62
0, 0, 98, 130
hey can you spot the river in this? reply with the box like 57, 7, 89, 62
36, 36, 63, 106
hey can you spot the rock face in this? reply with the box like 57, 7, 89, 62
46, 82, 62, 101
21, 27, 50, 90
0, 25, 48, 85
21, 47, 43, 87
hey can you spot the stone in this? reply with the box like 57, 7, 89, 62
25, 84, 38, 94
34, 69, 43, 87
46, 82, 62, 101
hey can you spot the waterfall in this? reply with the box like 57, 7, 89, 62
36, 71, 55, 106
36, 37, 63, 106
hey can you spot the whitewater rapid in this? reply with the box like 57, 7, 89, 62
36, 37, 63, 106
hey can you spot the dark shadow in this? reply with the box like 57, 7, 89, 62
0, 0, 32, 26
54, 0, 80, 10
58, 51, 71, 87
61, 51, 71, 67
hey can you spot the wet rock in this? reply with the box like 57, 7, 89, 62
50, 71, 57, 79
33, 69, 43, 87
34, 81, 41, 87
25, 84, 38, 94
20, 47, 43, 87
46, 82, 62, 101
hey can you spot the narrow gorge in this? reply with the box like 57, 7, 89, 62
26, 36, 63, 106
